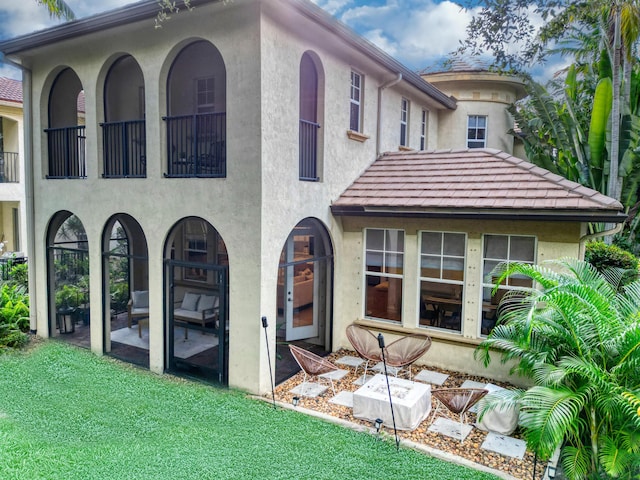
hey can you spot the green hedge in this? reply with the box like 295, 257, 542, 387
585, 241, 639, 284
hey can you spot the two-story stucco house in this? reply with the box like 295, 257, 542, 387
0, 77, 27, 261
0, 0, 625, 394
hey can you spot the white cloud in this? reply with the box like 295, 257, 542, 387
0, 63, 21, 81
340, 1, 480, 70
0, 1, 136, 39
311, 0, 354, 15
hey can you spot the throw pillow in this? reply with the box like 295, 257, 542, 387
181, 292, 200, 311
132, 290, 149, 308
197, 294, 218, 312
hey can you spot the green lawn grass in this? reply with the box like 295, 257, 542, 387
0, 341, 497, 480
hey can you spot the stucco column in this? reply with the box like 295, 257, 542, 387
463, 234, 482, 339
147, 241, 164, 375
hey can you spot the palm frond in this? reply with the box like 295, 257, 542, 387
561, 445, 591, 480
520, 386, 586, 458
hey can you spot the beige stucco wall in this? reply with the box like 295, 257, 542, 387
333, 216, 583, 385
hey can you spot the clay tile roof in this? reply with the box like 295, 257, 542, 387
331, 149, 625, 222
0, 77, 22, 104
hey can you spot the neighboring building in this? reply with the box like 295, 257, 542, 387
0, 77, 27, 258
0, 0, 625, 394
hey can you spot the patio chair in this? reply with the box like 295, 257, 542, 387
384, 333, 432, 381
431, 387, 488, 443
346, 324, 384, 381
127, 290, 149, 328
288, 345, 346, 396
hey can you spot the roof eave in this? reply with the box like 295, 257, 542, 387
330, 205, 628, 223
285, 0, 456, 110
0, 0, 219, 56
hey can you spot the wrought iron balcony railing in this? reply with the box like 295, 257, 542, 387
299, 119, 320, 181
163, 112, 226, 178
101, 120, 146, 178
44, 126, 87, 179
0, 151, 19, 183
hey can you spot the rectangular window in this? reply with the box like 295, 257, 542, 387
196, 76, 215, 113
420, 110, 428, 150
350, 71, 362, 132
364, 228, 404, 323
467, 115, 487, 148
481, 234, 536, 336
419, 232, 465, 332
183, 219, 210, 283
400, 98, 409, 147
12, 208, 19, 252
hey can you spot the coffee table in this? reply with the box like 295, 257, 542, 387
352, 374, 431, 430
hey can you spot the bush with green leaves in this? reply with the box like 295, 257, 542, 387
0, 283, 30, 352
476, 259, 640, 479
585, 241, 638, 273
6, 262, 28, 290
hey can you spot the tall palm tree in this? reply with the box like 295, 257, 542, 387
37, 0, 75, 20
476, 259, 640, 479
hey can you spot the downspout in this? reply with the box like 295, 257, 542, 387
376, 73, 402, 158
1, 55, 36, 333
578, 223, 624, 259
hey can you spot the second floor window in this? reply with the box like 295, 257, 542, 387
364, 228, 404, 323
350, 71, 362, 132
467, 115, 487, 148
400, 98, 409, 147
420, 110, 428, 150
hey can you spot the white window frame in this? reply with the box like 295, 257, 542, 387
196, 76, 215, 113
480, 234, 536, 336
418, 231, 466, 333
420, 109, 428, 150
400, 98, 409, 147
364, 228, 405, 322
350, 71, 362, 132
467, 114, 487, 148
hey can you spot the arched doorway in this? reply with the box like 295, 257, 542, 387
275, 218, 334, 382
164, 217, 229, 384
102, 214, 149, 367
46, 211, 90, 347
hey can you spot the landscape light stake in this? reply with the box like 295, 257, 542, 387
378, 333, 399, 451
261, 316, 276, 409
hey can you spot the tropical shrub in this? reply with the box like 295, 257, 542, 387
6, 262, 28, 290
585, 241, 638, 272
0, 283, 30, 352
476, 259, 640, 479
55, 283, 86, 310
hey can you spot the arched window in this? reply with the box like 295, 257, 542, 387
299, 52, 322, 181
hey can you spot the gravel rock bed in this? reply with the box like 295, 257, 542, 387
273, 349, 546, 480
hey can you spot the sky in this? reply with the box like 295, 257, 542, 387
0, 0, 562, 81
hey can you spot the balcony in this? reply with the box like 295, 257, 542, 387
164, 113, 226, 178
0, 152, 19, 183
101, 120, 146, 178
299, 119, 320, 181
45, 126, 87, 179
